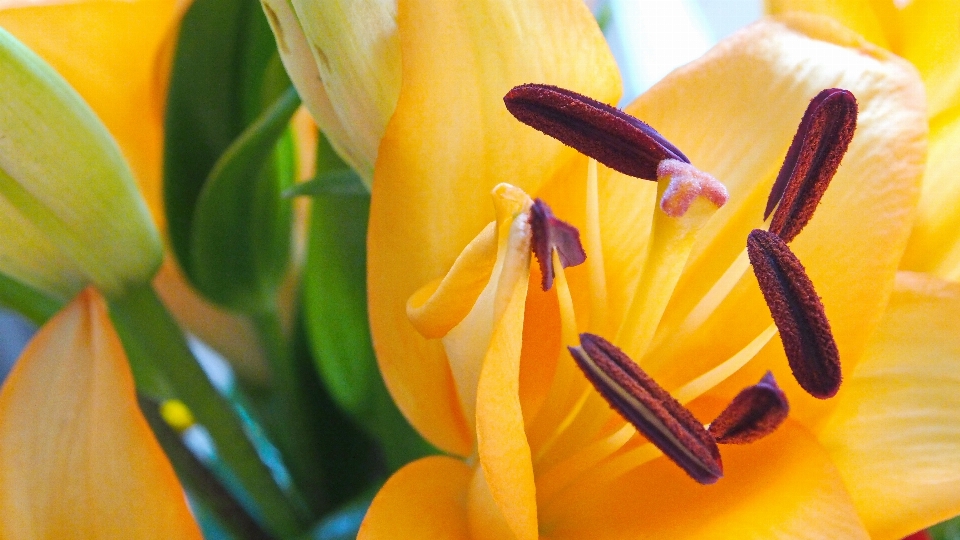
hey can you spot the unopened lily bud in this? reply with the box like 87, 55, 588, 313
0, 28, 162, 300
261, 0, 400, 186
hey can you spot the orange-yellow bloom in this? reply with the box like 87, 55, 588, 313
0, 288, 202, 539
360, 1, 959, 538
767, 0, 960, 280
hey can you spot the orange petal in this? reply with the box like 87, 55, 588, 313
818, 272, 960, 539
358, 456, 472, 540
0, 0, 187, 227
475, 232, 536, 540
368, 0, 620, 454
0, 288, 201, 539
541, 418, 869, 539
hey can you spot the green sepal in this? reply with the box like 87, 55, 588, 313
189, 87, 300, 313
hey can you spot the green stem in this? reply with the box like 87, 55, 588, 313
137, 394, 275, 540
108, 282, 305, 537
252, 308, 329, 516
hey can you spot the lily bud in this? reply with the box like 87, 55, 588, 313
0, 28, 162, 300
261, 0, 400, 186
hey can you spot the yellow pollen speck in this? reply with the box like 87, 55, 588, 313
160, 399, 195, 432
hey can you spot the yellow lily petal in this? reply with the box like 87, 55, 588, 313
0, 288, 201, 539
636, 16, 926, 409
541, 420, 868, 539
0, 0, 187, 227
474, 210, 535, 540
368, 0, 620, 454
901, 113, 960, 279
358, 456, 472, 540
765, 0, 893, 48
407, 222, 497, 340
818, 272, 960, 539
768, 0, 960, 119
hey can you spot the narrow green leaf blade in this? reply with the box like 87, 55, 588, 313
190, 87, 300, 312
164, 0, 288, 276
303, 138, 434, 469
0, 270, 61, 326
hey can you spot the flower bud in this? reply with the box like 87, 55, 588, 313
261, 0, 400, 185
0, 28, 162, 300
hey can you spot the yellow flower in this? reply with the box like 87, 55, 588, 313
767, 0, 960, 280
358, 2, 958, 538
0, 288, 202, 539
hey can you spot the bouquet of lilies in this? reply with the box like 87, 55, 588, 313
0, 0, 959, 538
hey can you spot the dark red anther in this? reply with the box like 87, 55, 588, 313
747, 229, 841, 399
708, 372, 789, 444
568, 333, 723, 484
530, 198, 586, 291
765, 88, 857, 243
504, 83, 689, 180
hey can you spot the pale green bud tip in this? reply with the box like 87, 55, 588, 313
262, 0, 400, 187
0, 28, 163, 300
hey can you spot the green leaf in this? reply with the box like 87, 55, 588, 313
164, 0, 289, 280
0, 271, 61, 326
283, 170, 369, 198
303, 137, 434, 470
189, 87, 300, 312
930, 515, 960, 540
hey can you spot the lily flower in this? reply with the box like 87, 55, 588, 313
359, 2, 957, 538
0, 288, 202, 538
767, 0, 960, 280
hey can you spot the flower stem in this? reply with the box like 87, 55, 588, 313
108, 281, 305, 537
251, 307, 329, 516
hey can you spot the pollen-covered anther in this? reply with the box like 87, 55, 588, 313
529, 198, 586, 291
765, 88, 858, 243
568, 333, 723, 485
503, 83, 690, 180
747, 229, 841, 399
658, 159, 729, 217
708, 372, 789, 444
